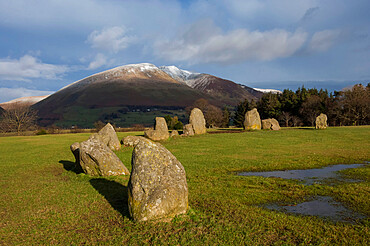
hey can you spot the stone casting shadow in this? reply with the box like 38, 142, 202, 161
59, 160, 84, 174
89, 178, 130, 218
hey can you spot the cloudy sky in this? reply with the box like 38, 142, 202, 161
0, 0, 369, 102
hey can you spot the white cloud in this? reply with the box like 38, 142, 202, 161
0, 55, 68, 81
155, 20, 308, 64
87, 26, 134, 53
88, 53, 107, 70
309, 29, 341, 52
0, 87, 54, 103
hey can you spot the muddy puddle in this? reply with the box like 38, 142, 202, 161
265, 196, 366, 223
238, 163, 367, 185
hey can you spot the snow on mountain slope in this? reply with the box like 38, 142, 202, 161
0, 95, 50, 110
61, 63, 178, 91
159, 65, 201, 86
253, 88, 282, 94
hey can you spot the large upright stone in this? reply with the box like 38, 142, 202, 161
79, 136, 129, 176
97, 123, 121, 151
244, 108, 261, 130
128, 138, 188, 222
262, 118, 280, 130
183, 124, 194, 136
144, 117, 170, 141
189, 108, 207, 134
316, 113, 328, 129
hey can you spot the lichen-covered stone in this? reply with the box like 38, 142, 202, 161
121, 135, 146, 147
244, 108, 261, 130
189, 108, 207, 134
128, 138, 188, 222
97, 123, 121, 150
79, 136, 129, 176
316, 113, 328, 129
183, 124, 194, 136
144, 117, 169, 141
170, 130, 179, 137
262, 118, 280, 130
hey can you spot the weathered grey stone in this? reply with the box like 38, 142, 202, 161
189, 108, 207, 134
316, 113, 328, 129
121, 135, 146, 147
169, 130, 179, 137
262, 118, 280, 130
97, 123, 121, 150
144, 117, 169, 141
183, 124, 194, 136
79, 136, 129, 176
128, 138, 188, 222
244, 108, 261, 130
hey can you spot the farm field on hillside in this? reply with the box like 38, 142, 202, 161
0, 127, 369, 245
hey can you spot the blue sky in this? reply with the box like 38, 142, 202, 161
0, 0, 369, 103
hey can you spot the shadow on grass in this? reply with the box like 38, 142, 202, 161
89, 179, 130, 218
59, 160, 83, 174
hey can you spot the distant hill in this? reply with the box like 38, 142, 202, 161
0, 95, 49, 110
33, 63, 264, 128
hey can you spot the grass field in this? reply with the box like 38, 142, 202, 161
0, 126, 369, 245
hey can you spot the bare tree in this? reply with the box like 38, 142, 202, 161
341, 84, 370, 125
291, 115, 301, 127
279, 111, 292, 127
0, 103, 38, 135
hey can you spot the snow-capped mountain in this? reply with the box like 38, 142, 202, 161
32, 62, 267, 127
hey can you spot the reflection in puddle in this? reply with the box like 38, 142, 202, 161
265, 196, 366, 223
239, 163, 367, 185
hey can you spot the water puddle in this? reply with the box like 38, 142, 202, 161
238, 163, 367, 185
239, 163, 369, 222
265, 196, 366, 223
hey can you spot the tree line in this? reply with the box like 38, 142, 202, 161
235, 83, 369, 127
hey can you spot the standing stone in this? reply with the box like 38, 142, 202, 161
316, 113, 328, 129
121, 136, 146, 147
97, 123, 121, 151
244, 108, 261, 130
128, 138, 188, 222
170, 130, 179, 137
189, 108, 207, 134
144, 117, 170, 141
79, 136, 129, 176
262, 118, 281, 130
183, 124, 194, 136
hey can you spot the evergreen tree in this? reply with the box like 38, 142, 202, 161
233, 99, 250, 128
221, 107, 230, 128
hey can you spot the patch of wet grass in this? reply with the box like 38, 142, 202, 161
0, 126, 369, 245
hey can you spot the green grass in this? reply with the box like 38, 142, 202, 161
0, 127, 369, 245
